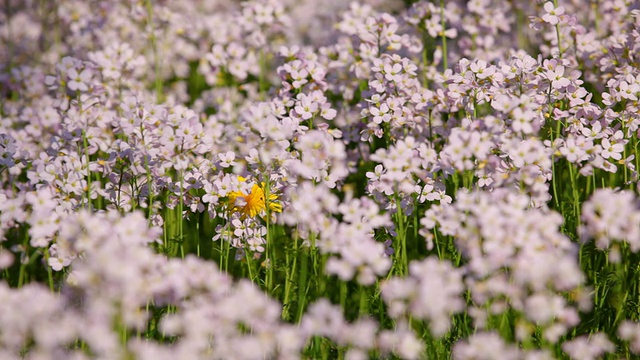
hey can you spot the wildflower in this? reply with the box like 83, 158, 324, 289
0, 133, 17, 167
579, 188, 640, 251
541, 1, 565, 25
453, 332, 521, 360
66, 67, 92, 92
562, 333, 615, 360
381, 257, 465, 337
228, 179, 282, 218
618, 320, 640, 354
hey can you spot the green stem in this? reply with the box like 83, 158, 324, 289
245, 249, 256, 283
568, 162, 581, 221
358, 285, 368, 316
340, 280, 347, 313
555, 26, 563, 58
439, 0, 448, 70
421, 30, 430, 88
196, 216, 200, 257
264, 176, 274, 293
44, 248, 55, 292
178, 169, 184, 258
259, 50, 268, 98
224, 226, 231, 273
394, 195, 408, 276
82, 130, 92, 211
296, 242, 310, 323
145, 0, 162, 103
17, 231, 29, 287
553, 0, 563, 58
143, 128, 155, 224
282, 234, 298, 320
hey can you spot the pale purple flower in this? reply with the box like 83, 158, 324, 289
218, 151, 237, 168
541, 2, 565, 25
579, 189, 640, 251
377, 322, 424, 360
618, 320, 640, 354
562, 333, 614, 360
600, 137, 624, 160
381, 258, 465, 336
559, 136, 590, 163
453, 332, 521, 360
545, 65, 570, 90
66, 67, 92, 92
618, 80, 640, 101
0, 248, 13, 269
0, 134, 17, 167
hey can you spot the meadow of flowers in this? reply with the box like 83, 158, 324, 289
1, 0, 640, 358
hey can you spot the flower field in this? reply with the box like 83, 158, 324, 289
1, 0, 640, 358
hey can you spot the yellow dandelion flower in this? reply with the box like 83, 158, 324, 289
228, 181, 282, 218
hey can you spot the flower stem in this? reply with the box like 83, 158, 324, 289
394, 195, 408, 276
282, 234, 298, 320
440, 0, 448, 70
145, 0, 163, 103
296, 239, 310, 323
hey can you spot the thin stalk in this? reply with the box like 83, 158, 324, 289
142, 123, 155, 224
358, 285, 368, 316
553, 0, 563, 58
264, 176, 274, 293
178, 169, 184, 258
145, 0, 163, 103
340, 280, 347, 314
421, 29, 430, 88
43, 248, 55, 292
258, 50, 268, 99
5, 0, 14, 72
554, 24, 563, 58
282, 235, 298, 320
245, 249, 256, 283
163, 192, 168, 256
296, 243, 310, 323
439, 0, 448, 70
434, 227, 442, 259
82, 130, 92, 211
394, 195, 408, 276
17, 231, 29, 287
196, 216, 200, 257
568, 163, 581, 221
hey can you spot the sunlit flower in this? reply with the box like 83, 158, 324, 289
228, 180, 282, 218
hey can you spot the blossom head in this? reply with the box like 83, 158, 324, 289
228, 181, 282, 218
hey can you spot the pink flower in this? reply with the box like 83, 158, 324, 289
218, 151, 236, 168
541, 2, 565, 25
454, 332, 520, 360
294, 93, 319, 120
618, 80, 640, 101
545, 65, 570, 89
562, 333, 614, 360
67, 68, 92, 92
600, 137, 624, 160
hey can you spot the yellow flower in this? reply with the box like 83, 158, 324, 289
228, 181, 282, 218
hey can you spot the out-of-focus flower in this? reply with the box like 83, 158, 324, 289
381, 257, 465, 337
453, 332, 521, 360
619, 320, 640, 355
0, 134, 17, 167
562, 333, 614, 360
579, 188, 640, 251
66, 68, 92, 92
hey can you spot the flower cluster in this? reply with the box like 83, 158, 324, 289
2, 0, 640, 358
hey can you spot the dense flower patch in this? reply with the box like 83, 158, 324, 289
1, 0, 640, 358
